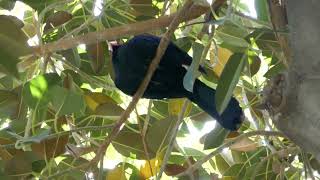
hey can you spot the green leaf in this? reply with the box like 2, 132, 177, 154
56, 155, 92, 179
146, 117, 175, 154
254, 0, 270, 22
248, 55, 261, 76
231, 151, 248, 163
86, 42, 108, 74
0, 0, 16, 10
215, 53, 246, 114
79, 53, 108, 76
23, 73, 61, 108
174, 37, 193, 52
32, 160, 46, 173
248, 29, 281, 56
215, 154, 230, 174
243, 162, 275, 180
151, 100, 168, 118
216, 21, 250, 49
183, 42, 204, 92
183, 147, 206, 160
48, 86, 86, 116
263, 62, 286, 79
4, 151, 41, 176
22, 0, 63, 12
58, 48, 81, 68
113, 125, 151, 159
204, 125, 230, 150
223, 163, 245, 177
0, 90, 19, 119
130, 0, 159, 17
0, 15, 30, 76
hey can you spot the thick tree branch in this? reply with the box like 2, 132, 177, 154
32, 4, 209, 55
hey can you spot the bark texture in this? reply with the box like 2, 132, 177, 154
273, 0, 320, 160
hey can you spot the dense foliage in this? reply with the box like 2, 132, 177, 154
0, 0, 318, 179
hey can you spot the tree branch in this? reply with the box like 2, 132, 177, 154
32, 4, 210, 55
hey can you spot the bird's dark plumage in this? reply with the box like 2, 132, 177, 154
111, 34, 243, 130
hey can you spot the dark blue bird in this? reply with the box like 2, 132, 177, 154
111, 34, 243, 130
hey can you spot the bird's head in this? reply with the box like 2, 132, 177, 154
109, 41, 121, 58
107, 41, 121, 81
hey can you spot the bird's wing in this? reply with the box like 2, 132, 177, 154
127, 35, 193, 68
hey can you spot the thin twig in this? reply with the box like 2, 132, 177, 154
156, 99, 190, 180
136, 108, 153, 176
0, 124, 114, 149
176, 130, 286, 177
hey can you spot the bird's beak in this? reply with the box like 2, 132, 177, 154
107, 41, 118, 81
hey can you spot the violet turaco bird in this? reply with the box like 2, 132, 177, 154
111, 34, 244, 130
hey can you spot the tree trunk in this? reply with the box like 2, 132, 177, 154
272, 0, 320, 160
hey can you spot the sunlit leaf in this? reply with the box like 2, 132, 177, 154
216, 21, 250, 50
168, 98, 192, 116
210, 47, 233, 77
107, 165, 127, 180
215, 53, 246, 114
215, 154, 230, 174
140, 156, 162, 179
84, 92, 124, 117
204, 125, 230, 150
183, 42, 204, 92
254, 0, 270, 22
23, 73, 61, 108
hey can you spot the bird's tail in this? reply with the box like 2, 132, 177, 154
188, 80, 243, 131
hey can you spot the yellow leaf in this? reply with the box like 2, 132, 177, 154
168, 98, 192, 116
210, 47, 233, 77
84, 95, 99, 111
140, 157, 162, 179
222, 176, 237, 180
107, 165, 127, 180
84, 92, 117, 111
